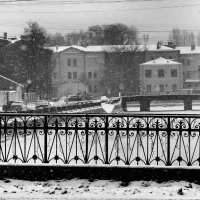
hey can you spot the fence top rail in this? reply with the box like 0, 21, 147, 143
0, 112, 200, 118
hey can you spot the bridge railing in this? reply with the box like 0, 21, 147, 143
0, 113, 200, 166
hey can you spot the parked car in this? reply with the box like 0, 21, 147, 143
2, 101, 26, 112
49, 98, 66, 108
64, 95, 83, 105
35, 100, 51, 109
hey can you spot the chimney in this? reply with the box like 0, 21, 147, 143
191, 44, 195, 51
3, 32, 7, 40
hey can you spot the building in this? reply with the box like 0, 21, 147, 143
0, 74, 23, 106
139, 57, 183, 95
51, 46, 105, 98
176, 46, 200, 94
104, 44, 180, 97
0, 37, 52, 99
144, 42, 180, 62
50, 44, 180, 98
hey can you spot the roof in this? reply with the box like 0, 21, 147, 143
47, 45, 87, 53
176, 46, 200, 54
184, 79, 200, 83
46, 44, 177, 53
140, 57, 181, 65
142, 44, 178, 51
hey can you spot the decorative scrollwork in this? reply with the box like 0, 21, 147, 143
150, 118, 167, 130
109, 117, 127, 129
1, 113, 200, 166
109, 131, 115, 136
68, 117, 86, 128
140, 131, 147, 137
26, 116, 44, 128
129, 131, 135, 137
149, 131, 156, 138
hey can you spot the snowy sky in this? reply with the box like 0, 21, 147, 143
0, 0, 200, 43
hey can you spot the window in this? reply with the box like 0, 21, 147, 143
145, 70, 152, 78
68, 72, 71, 79
158, 69, 164, 78
171, 69, 177, 77
94, 72, 97, 79
159, 84, 164, 92
172, 84, 177, 92
73, 72, 77, 79
158, 69, 164, 77
187, 59, 191, 66
88, 72, 92, 79
186, 71, 192, 79
146, 85, 151, 93
67, 59, 71, 66
93, 85, 98, 93
73, 58, 77, 67
88, 57, 97, 66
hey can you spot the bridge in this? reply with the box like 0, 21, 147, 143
121, 94, 200, 111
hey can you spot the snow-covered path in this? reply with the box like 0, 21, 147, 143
0, 179, 200, 199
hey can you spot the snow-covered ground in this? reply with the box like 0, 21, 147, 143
0, 178, 200, 199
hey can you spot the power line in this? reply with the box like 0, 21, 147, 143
0, 0, 166, 5
11, 3, 200, 13
0, 1, 200, 13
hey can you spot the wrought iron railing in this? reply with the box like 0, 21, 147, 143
1, 113, 200, 166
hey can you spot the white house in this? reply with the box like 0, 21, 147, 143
139, 57, 183, 95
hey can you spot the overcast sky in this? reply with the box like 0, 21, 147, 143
0, 0, 200, 43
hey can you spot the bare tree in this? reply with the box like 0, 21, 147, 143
169, 28, 196, 46
47, 33, 66, 46
197, 32, 200, 46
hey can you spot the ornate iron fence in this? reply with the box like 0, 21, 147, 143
1, 113, 200, 166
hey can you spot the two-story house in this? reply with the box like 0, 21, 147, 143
177, 46, 200, 94
139, 57, 183, 95
51, 46, 105, 98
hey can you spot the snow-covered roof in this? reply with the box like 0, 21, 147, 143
47, 45, 88, 53
176, 46, 200, 54
142, 44, 178, 51
184, 79, 200, 83
46, 44, 177, 53
140, 57, 181, 65
46, 45, 138, 53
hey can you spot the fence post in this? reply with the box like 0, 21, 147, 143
121, 98, 127, 112
85, 114, 89, 164
44, 115, 48, 163
105, 116, 109, 164
167, 116, 171, 166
